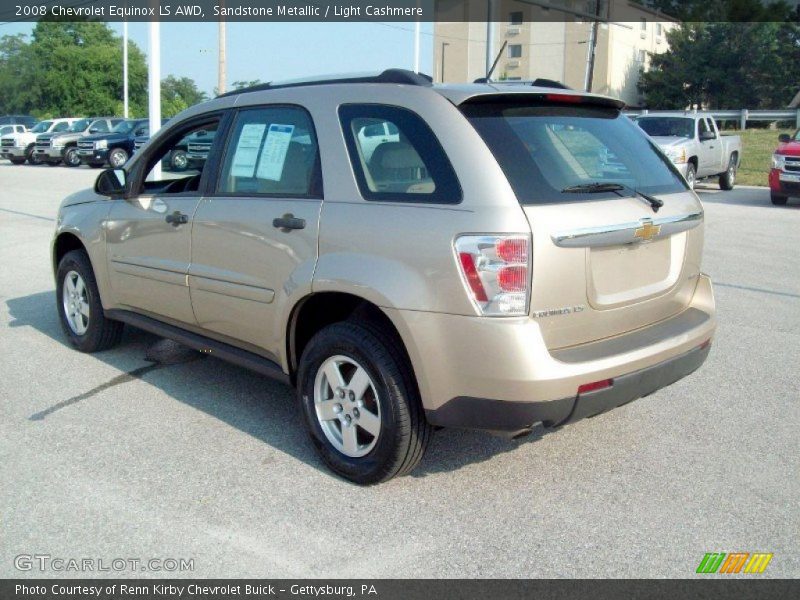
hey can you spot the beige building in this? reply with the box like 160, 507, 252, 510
434, 1, 677, 107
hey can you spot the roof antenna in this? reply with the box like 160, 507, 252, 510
475, 41, 507, 84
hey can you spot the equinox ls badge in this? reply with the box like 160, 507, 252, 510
532, 305, 586, 318
634, 218, 662, 242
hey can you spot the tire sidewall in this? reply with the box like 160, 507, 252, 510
64, 147, 80, 167
297, 323, 406, 484
56, 251, 107, 351
109, 148, 128, 168
686, 163, 696, 189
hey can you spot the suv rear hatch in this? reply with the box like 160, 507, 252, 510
461, 92, 704, 350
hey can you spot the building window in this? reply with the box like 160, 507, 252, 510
508, 44, 522, 58
640, 18, 647, 31
637, 49, 646, 64
656, 22, 663, 37
509, 11, 523, 24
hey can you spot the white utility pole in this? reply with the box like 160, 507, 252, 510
485, 0, 495, 76
413, 21, 420, 72
148, 20, 161, 177
123, 21, 129, 118
218, 20, 227, 94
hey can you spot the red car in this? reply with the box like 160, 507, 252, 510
770, 131, 800, 205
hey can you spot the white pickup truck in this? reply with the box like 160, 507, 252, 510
0, 118, 78, 164
635, 113, 742, 190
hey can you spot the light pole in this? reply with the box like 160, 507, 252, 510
148, 18, 161, 178
218, 3, 227, 94
123, 21, 129, 118
440, 42, 449, 83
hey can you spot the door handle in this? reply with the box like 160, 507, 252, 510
165, 211, 189, 226
272, 213, 306, 231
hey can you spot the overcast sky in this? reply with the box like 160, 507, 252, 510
0, 21, 435, 94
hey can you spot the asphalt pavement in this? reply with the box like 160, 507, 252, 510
1, 163, 798, 578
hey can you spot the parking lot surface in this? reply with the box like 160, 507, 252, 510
1, 163, 798, 578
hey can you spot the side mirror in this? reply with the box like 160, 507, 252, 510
699, 131, 716, 142
95, 168, 128, 198
779, 133, 791, 143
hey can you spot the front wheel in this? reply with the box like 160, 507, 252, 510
719, 156, 736, 190
169, 149, 189, 172
297, 320, 432, 484
63, 147, 81, 167
26, 145, 41, 165
56, 250, 124, 352
108, 147, 129, 168
771, 193, 788, 206
685, 163, 697, 190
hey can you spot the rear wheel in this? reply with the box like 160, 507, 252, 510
719, 156, 736, 190
297, 320, 432, 484
771, 192, 788, 206
56, 250, 123, 352
63, 147, 81, 167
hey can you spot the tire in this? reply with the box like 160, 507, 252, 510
771, 193, 788, 206
26, 145, 41, 165
9, 158, 25, 165
56, 249, 124, 352
108, 147, 129, 168
685, 162, 697, 190
169, 149, 189, 172
297, 320, 432, 485
63, 147, 80, 167
719, 156, 736, 190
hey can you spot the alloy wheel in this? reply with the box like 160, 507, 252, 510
62, 270, 90, 335
313, 355, 381, 457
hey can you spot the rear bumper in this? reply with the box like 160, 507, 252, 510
390, 274, 715, 433
427, 342, 710, 434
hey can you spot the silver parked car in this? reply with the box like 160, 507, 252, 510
53, 70, 716, 484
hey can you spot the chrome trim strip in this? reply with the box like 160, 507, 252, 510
551, 212, 703, 248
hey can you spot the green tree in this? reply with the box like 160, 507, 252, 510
161, 75, 208, 117
639, 22, 800, 109
0, 21, 148, 118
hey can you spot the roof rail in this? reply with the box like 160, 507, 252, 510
217, 69, 433, 97
473, 77, 571, 90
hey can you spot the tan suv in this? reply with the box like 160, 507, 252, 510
52, 70, 716, 484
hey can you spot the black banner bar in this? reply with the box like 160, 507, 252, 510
2, 579, 799, 600
2, 1, 799, 23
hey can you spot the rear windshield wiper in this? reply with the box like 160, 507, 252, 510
561, 182, 664, 213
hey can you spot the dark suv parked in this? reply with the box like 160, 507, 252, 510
77, 119, 148, 168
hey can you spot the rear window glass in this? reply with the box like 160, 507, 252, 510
462, 102, 687, 205
637, 117, 695, 138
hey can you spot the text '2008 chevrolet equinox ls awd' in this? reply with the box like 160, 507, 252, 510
53, 69, 716, 484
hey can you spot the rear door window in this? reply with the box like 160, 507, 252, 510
217, 106, 321, 198
462, 101, 687, 204
339, 104, 461, 203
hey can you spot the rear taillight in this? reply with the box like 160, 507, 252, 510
454, 235, 531, 316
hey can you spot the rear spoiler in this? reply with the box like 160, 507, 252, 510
459, 91, 626, 111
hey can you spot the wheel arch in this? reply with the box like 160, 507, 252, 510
286, 292, 418, 391
52, 231, 87, 275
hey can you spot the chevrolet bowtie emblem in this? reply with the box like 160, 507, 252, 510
634, 219, 661, 242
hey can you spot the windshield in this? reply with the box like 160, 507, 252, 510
112, 120, 137, 134
637, 117, 694, 139
462, 102, 687, 204
67, 119, 92, 132
30, 121, 53, 133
